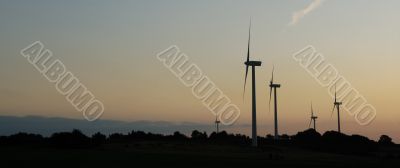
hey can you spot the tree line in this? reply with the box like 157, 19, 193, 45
0, 129, 397, 156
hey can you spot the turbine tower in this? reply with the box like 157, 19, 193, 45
332, 85, 342, 133
243, 20, 262, 147
309, 102, 318, 130
268, 66, 281, 140
215, 115, 220, 133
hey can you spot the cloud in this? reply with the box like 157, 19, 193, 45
289, 0, 325, 26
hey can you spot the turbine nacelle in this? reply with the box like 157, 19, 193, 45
334, 102, 342, 105
244, 61, 262, 66
215, 115, 220, 124
269, 83, 281, 88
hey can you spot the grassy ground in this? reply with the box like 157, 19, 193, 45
1, 142, 399, 167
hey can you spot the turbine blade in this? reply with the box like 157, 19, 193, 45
311, 102, 313, 116
242, 20, 251, 101
247, 20, 251, 63
269, 86, 272, 113
334, 84, 337, 103
331, 105, 335, 118
271, 65, 274, 83
332, 84, 336, 118
268, 66, 274, 113
242, 66, 249, 101
309, 119, 312, 128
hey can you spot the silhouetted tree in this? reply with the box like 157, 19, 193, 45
50, 129, 90, 148
0, 128, 395, 155
130, 131, 147, 140
378, 135, 394, 146
4, 132, 44, 145
321, 131, 377, 154
266, 134, 274, 140
208, 131, 249, 145
191, 130, 207, 141
108, 133, 125, 143
280, 134, 290, 140
292, 129, 321, 146
349, 134, 377, 154
209, 131, 228, 140
172, 131, 187, 141
92, 132, 106, 145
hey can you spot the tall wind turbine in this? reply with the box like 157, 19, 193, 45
332, 85, 342, 133
268, 66, 281, 140
309, 102, 318, 130
215, 115, 220, 133
243, 20, 262, 147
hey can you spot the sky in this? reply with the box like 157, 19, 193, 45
0, 0, 399, 142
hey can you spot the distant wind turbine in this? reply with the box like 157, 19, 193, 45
243, 20, 262, 147
268, 66, 281, 140
215, 115, 220, 133
332, 85, 342, 133
309, 102, 318, 130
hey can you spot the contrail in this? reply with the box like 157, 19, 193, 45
289, 0, 325, 26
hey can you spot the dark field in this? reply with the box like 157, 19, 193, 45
2, 129, 400, 167
2, 142, 400, 168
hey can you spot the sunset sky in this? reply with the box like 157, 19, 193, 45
1, 0, 399, 142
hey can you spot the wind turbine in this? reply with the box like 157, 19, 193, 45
332, 85, 342, 133
243, 20, 262, 147
268, 66, 281, 140
309, 102, 318, 130
215, 115, 220, 133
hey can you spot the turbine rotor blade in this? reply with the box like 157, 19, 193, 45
269, 86, 272, 113
311, 102, 313, 116
309, 119, 312, 128
331, 105, 335, 118
247, 20, 251, 63
268, 66, 274, 113
242, 20, 251, 101
334, 84, 337, 103
331, 84, 337, 118
243, 66, 249, 101
271, 65, 274, 83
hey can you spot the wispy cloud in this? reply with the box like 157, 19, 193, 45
289, 0, 325, 26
